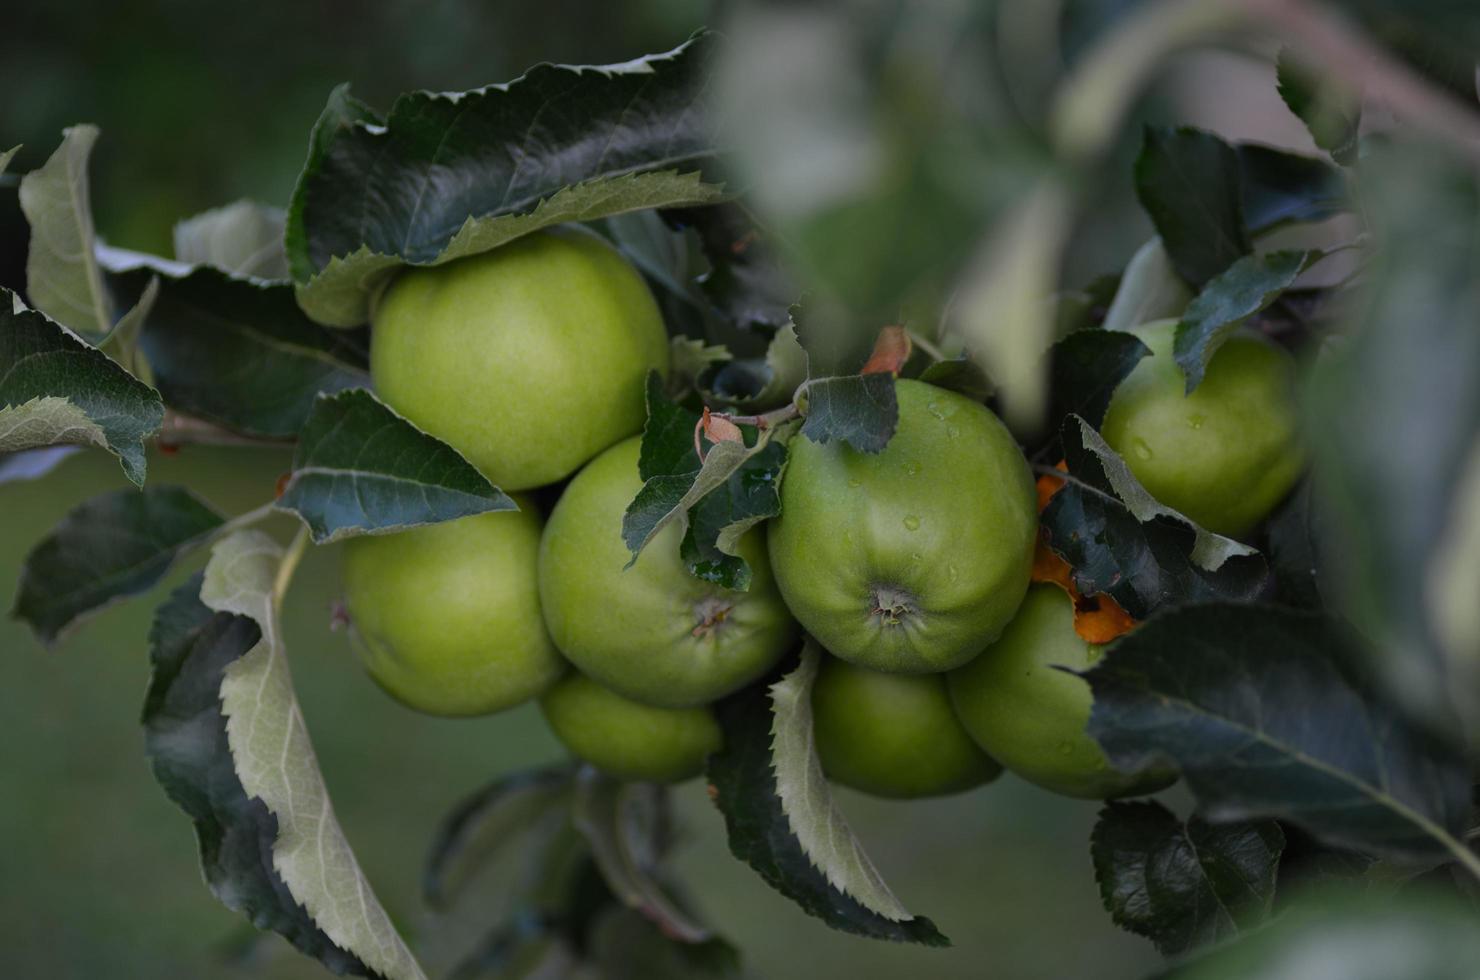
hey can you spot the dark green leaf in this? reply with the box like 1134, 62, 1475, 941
1135, 127, 1249, 286
637, 371, 702, 483
275, 389, 515, 543
705, 671, 949, 946
1173, 250, 1310, 392
1306, 141, 1480, 734
112, 267, 368, 438
423, 766, 574, 910
286, 36, 724, 326
1045, 329, 1151, 433
1265, 483, 1328, 611
1086, 605, 1471, 863
1041, 416, 1269, 618
1237, 144, 1348, 235
1168, 890, 1480, 980
572, 769, 714, 945
1276, 49, 1361, 166
0, 288, 163, 485
799, 373, 898, 454
12, 485, 224, 645
142, 575, 375, 978
670, 203, 798, 333
1092, 801, 1283, 956
1273, 823, 1373, 909
584, 906, 742, 979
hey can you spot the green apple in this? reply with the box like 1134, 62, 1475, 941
767, 378, 1037, 673
948, 584, 1175, 799
812, 655, 1000, 799
1101, 318, 1303, 537
371, 227, 670, 491
341, 502, 564, 716
539, 436, 799, 707
540, 672, 721, 783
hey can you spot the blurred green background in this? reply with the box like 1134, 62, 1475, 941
1, 0, 1216, 977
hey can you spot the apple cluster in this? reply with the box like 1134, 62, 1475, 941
341, 226, 1304, 802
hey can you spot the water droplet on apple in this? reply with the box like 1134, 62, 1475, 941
1187, 413, 1205, 430
1132, 438, 1154, 460
947, 425, 960, 439
927, 402, 945, 420
1057, 741, 1074, 756
903, 515, 921, 531
905, 460, 921, 475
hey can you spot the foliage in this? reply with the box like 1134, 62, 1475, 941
7, 4, 1480, 978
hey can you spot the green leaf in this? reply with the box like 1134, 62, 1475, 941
1168, 891, 1480, 980
1045, 329, 1151, 434
1276, 49, 1361, 166
679, 438, 787, 590
1041, 416, 1268, 618
12, 485, 224, 645
1092, 801, 1283, 956
422, 766, 574, 910
1305, 141, 1480, 735
173, 200, 289, 280
286, 35, 725, 326
275, 389, 515, 543
1265, 482, 1328, 611
0, 289, 164, 484
1173, 250, 1311, 392
706, 657, 948, 946
201, 530, 428, 980
623, 373, 789, 587
798, 373, 898, 454
0, 146, 17, 178
1085, 605, 1471, 863
114, 267, 369, 438
1135, 126, 1249, 286
770, 645, 914, 922
703, 321, 807, 412
143, 575, 377, 977
17, 125, 115, 339
675, 202, 798, 333
1237, 144, 1348, 235
572, 769, 715, 944
1101, 237, 1193, 334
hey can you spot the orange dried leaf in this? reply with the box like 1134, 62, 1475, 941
861, 325, 912, 376
1030, 530, 1137, 644
1035, 460, 1068, 514
701, 407, 744, 444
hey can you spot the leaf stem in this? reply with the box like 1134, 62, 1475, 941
156, 410, 292, 449
905, 328, 947, 363
272, 525, 310, 611
213, 500, 279, 539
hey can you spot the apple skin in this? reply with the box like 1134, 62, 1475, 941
370, 226, 670, 492
342, 502, 566, 717
1100, 318, 1304, 538
948, 584, 1176, 800
812, 655, 1001, 799
538, 436, 800, 708
540, 672, 722, 783
766, 378, 1037, 674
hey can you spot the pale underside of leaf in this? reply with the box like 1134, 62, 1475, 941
1074, 416, 1255, 570
769, 644, 911, 922
0, 145, 17, 177
202, 530, 428, 980
173, 200, 290, 280
297, 170, 728, 326
18, 125, 112, 339
1101, 236, 1193, 334
0, 395, 108, 455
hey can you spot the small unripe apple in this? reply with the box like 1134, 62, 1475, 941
949, 584, 1175, 800
371, 227, 670, 491
341, 503, 564, 717
767, 378, 1037, 673
540, 672, 721, 783
1101, 319, 1303, 537
812, 655, 1001, 799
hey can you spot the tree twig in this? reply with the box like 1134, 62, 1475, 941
156, 410, 291, 449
